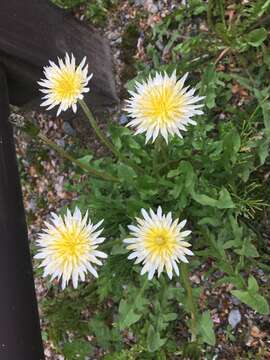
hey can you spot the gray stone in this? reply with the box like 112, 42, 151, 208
63, 121, 76, 136
119, 114, 129, 126
56, 139, 65, 148
144, 0, 158, 13
134, 0, 144, 6
228, 308, 241, 329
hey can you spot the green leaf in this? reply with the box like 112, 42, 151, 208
217, 188, 235, 209
200, 64, 220, 109
231, 290, 269, 315
147, 325, 166, 352
127, 137, 141, 150
89, 318, 112, 349
198, 217, 220, 227
169, 180, 184, 199
167, 168, 180, 178
223, 128, 241, 165
77, 155, 93, 166
199, 311, 216, 346
246, 28, 267, 47
117, 164, 137, 183
192, 188, 234, 209
257, 139, 269, 165
263, 47, 270, 69
192, 193, 218, 207
163, 313, 178, 322
234, 241, 259, 258
118, 300, 142, 330
248, 276, 259, 293
261, 101, 270, 133
191, 0, 206, 15
223, 239, 241, 250
63, 340, 93, 360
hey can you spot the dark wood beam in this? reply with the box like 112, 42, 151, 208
0, 0, 118, 117
0, 65, 44, 359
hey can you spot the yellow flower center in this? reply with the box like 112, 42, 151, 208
139, 83, 184, 124
50, 225, 90, 266
145, 227, 177, 258
155, 235, 167, 246
52, 69, 83, 102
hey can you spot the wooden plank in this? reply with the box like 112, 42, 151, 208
0, 0, 118, 114
0, 66, 44, 359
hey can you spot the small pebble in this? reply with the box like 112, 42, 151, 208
56, 139, 65, 148
228, 308, 241, 329
119, 114, 129, 125
134, 0, 144, 6
63, 121, 76, 136
144, 0, 158, 13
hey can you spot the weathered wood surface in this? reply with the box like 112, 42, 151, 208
0, 0, 118, 114
0, 66, 44, 359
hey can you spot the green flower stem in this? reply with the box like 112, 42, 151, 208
207, 0, 215, 33
153, 136, 167, 176
180, 263, 197, 342
38, 133, 118, 182
217, 0, 226, 28
79, 99, 120, 158
79, 99, 142, 174
15, 116, 118, 182
153, 138, 160, 176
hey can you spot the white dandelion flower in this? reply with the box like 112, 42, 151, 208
125, 71, 204, 143
35, 207, 107, 289
124, 206, 193, 280
38, 53, 92, 116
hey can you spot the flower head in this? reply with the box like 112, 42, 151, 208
125, 71, 204, 143
38, 53, 92, 115
35, 207, 107, 289
124, 207, 193, 280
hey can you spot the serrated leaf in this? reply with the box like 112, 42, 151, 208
234, 241, 259, 258
261, 102, 270, 133
89, 318, 112, 349
223, 239, 241, 250
192, 193, 217, 207
127, 137, 141, 150
231, 290, 269, 315
192, 188, 234, 209
246, 28, 267, 47
200, 64, 219, 109
199, 311, 216, 346
118, 300, 142, 330
223, 128, 241, 165
77, 155, 93, 166
163, 312, 178, 322
117, 164, 137, 183
217, 188, 235, 209
257, 139, 269, 165
147, 325, 166, 352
